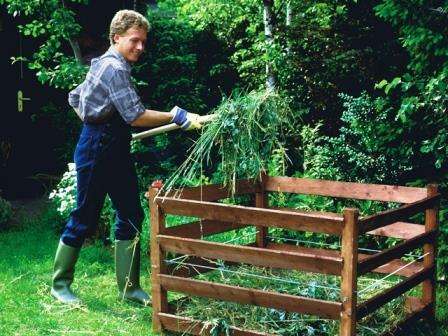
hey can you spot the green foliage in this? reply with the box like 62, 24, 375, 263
301, 92, 413, 184
162, 90, 293, 194
130, 5, 239, 192
165, 0, 406, 128
159, 0, 267, 89
1, 0, 88, 89
48, 163, 113, 241
48, 163, 77, 220
374, 0, 448, 170
0, 196, 13, 230
139, 5, 238, 112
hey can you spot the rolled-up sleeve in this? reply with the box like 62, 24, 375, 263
107, 69, 145, 124
68, 83, 83, 109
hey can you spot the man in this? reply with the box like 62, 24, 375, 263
51, 9, 200, 306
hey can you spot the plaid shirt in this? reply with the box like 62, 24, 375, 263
68, 46, 145, 124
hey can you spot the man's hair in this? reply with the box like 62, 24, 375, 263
109, 10, 150, 45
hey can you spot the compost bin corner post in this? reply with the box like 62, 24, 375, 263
340, 208, 359, 336
148, 182, 168, 333
423, 183, 439, 321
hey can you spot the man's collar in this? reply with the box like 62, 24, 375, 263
107, 46, 131, 71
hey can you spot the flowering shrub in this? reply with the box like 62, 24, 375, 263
49, 163, 114, 242
49, 163, 77, 219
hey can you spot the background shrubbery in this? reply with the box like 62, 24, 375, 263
1, 0, 447, 334
0, 196, 13, 230
24, 0, 444, 275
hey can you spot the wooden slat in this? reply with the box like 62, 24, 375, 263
266, 243, 423, 277
158, 235, 343, 275
366, 222, 425, 239
160, 179, 259, 201
164, 220, 247, 239
156, 197, 344, 235
359, 194, 441, 234
358, 230, 437, 275
379, 303, 433, 336
357, 267, 433, 319
364, 258, 423, 278
159, 274, 342, 319
267, 212, 425, 240
265, 176, 427, 203
159, 313, 276, 336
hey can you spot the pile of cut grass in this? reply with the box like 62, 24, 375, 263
162, 90, 292, 196
173, 264, 412, 336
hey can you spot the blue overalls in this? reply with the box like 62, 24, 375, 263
61, 113, 144, 248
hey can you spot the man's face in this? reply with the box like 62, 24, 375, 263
113, 26, 147, 63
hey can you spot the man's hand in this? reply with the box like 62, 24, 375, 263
171, 106, 202, 131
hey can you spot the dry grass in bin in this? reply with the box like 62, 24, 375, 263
161, 90, 293, 197
173, 264, 412, 336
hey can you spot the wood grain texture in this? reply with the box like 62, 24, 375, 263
148, 186, 168, 333
366, 222, 425, 239
358, 230, 436, 275
159, 275, 342, 319
158, 235, 343, 275
340, 209, 359, 336
265, 176, 427, 203
423, 184, 439, 320
266, 243, 423, 277
157, 197, 344, 235
359, 194, 441, 234
159, 313, 277, 336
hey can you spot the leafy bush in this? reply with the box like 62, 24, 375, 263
0, 196, 13, 230
49, 163, 113, 243
301, 92, 413, 184
49, 163, 77, 219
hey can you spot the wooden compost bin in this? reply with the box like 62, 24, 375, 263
147, 176, 440, 336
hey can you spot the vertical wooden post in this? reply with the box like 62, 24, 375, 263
340, 208, 359, 336
148, 181, 168, 333
255, 173, 268, 248
423, 184, 439, 320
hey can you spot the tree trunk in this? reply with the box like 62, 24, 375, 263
68, 38, 83, 63
286, 1, 292, 26
286, 1, 292, 55
263, 0, 276, 91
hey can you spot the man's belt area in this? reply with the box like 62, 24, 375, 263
84, 108, 132, 142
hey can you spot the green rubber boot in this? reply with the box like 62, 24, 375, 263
51, 240, 81, 304
115, 240, 151, 306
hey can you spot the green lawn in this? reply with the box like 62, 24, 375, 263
0, 203, 447, 335
0, 205, 154, 336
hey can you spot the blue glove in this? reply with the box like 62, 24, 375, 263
171, 106, 191, 130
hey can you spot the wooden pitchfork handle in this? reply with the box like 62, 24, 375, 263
131, 114, 216, 140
